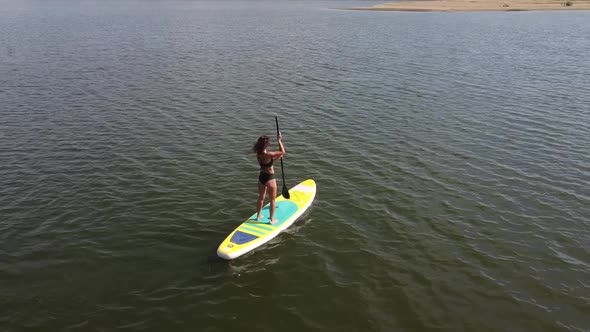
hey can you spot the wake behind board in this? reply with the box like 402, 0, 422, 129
217, 179, 316, 260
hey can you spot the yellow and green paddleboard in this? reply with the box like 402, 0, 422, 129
217, 179, 316, 260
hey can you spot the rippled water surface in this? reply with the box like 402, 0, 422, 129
1, 1, 589, 331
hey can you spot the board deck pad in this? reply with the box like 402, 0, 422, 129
217, 179, 316, 260
249, 201, 298, 225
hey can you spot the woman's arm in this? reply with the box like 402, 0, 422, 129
277, 133, 285, 154
267, 134, 285, 159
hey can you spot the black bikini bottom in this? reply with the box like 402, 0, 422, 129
258, 172, 275, 185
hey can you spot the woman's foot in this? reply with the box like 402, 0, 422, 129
269, 219, 279, 225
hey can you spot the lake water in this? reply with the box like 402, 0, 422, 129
1, 1, 589, 331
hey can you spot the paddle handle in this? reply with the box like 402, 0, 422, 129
275, 116, 285, 173
275, 116, 290, 199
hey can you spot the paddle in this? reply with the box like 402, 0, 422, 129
275, 116, 290, 199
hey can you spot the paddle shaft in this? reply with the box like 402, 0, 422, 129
275, 116, 290, 199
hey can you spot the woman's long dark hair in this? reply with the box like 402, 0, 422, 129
252, 135, 269, 155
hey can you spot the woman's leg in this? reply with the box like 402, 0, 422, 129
267, 179, 278, 224
256, 181, 267, 221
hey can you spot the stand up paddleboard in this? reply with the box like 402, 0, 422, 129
217, 179, 316, 260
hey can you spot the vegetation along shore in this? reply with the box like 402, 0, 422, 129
346, 0, 590, 12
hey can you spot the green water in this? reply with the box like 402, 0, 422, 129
1, 1, 589, 331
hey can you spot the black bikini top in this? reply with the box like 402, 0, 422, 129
258, 155, 273, 168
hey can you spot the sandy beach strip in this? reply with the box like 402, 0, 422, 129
346, 0, 590, 12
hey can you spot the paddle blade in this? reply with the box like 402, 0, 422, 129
282, 184, 290, 199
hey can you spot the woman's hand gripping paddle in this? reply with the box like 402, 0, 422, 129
275, 116, 290, 199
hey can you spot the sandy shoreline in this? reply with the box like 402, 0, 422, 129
346, 0, 590, 12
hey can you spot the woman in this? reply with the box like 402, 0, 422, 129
252, 133, 285, 224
